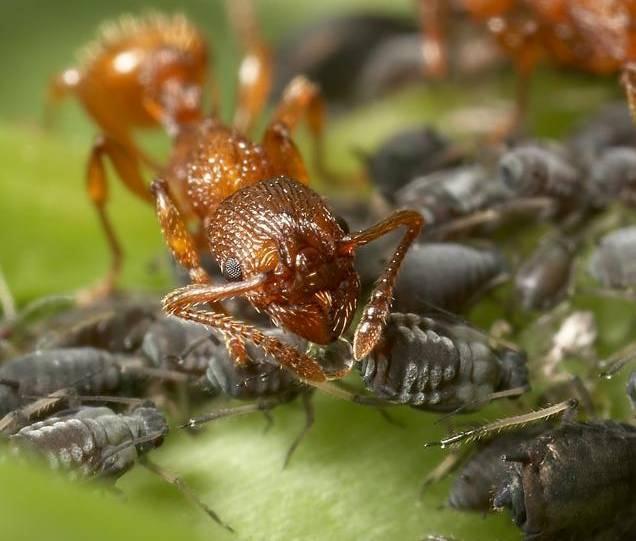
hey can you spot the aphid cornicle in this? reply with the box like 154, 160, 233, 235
514, 235, 575, 311
358, 313, 529, 412
494, 421, 636, 541
393, 243, 508, 314
588, 226, 636, 289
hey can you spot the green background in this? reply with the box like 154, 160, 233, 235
0, 1, 633, 540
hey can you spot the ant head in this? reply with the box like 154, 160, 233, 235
209, 177, 361, 344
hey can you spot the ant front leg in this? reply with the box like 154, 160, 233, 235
622, 63, 636, 124
81, 136, 154, 301
263, 76, 339, 184
418, 0, 448, 78
228, 0, 272, 134
340, 210, 424, 359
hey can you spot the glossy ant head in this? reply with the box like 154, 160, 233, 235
208, 177, 360, 345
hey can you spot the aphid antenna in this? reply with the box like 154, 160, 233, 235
162, 329, 221, 368
433, 386, 529, 425
424, 399, 578, 449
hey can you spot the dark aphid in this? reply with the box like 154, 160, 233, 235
498, 145, 580, 206
588, 226, 636, 289
358, 313, 528, 413
272, 13, 416, 107
393, 243, 508, 313
204, 328, 307, 401
363, 127, 461, 201
588, 147, 636, 207
9, 406, 167, 480
448, 425, 549, 513
515, 235, 576, 311
8, 404, 233, 530
395, 165, 504, 230
568, 103, 636, 170
0, 348, 145, 417
494, 422, 636, 541
35, 298, 158, 352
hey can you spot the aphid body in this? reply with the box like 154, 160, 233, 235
588, 226, 636, 289
358, 313, 528, 412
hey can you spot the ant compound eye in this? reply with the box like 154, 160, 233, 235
222, 257, 243, 281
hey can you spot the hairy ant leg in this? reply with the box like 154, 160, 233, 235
339, 210, 424, 359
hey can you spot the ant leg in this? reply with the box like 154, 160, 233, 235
263, 76, 339, 184
228, 0, 272, 134
424, 399, 578, 448
418, 0, 447, 78
81, 136, 154, 300
338, 210, 424, 359
283, 391, 315, 469
162, 285, 331, 383
139, 457, 234, 532
622, 63, 636, 123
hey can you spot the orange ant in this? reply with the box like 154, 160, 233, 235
422, 1, 636, 133
49, 7, 424, 383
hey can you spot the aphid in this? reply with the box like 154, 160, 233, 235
395, 165, 504, 234
184, 329, 352, 466
448, 425, 549, 513
0, 348, 147, 418
568, 103, 636, 170
8, 405, 232, 530
514, 235, 576, 310
357, 313, 529, 413
47, 13, 209, 294
272, 13, 417, 107
393, 243, 509, 313
494, 421, 636, 541
498, 144, 580, 208
542, 311, 597, 378
362, 127, 463, 202
588, 147, 636, 207
588, 226, 636, 289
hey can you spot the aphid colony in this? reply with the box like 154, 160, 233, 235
5, 2, 636, 540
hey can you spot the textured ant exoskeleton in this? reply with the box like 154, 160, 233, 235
8, 405, 232, 531
493, 421, 636, 541
356, 312, 529, 413
393, 243, 509, 314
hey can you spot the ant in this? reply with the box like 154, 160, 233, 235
47, 3, 324, 299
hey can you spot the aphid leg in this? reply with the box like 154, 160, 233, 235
599, 342, 636, 378
424, 399, 578, 448
420, 449, 470, 495
139, 457, 234, 532
283, 391, 315, 468
434, 386, 529, 424
417, 0, 447, 78
425, 197, 556, 240
179, 396, 289, 429
79, 136, 153, 301
338, 210, 424, 359
228, 0, 272, 134
264, 76, 339, 184
376, 408, 405, 428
